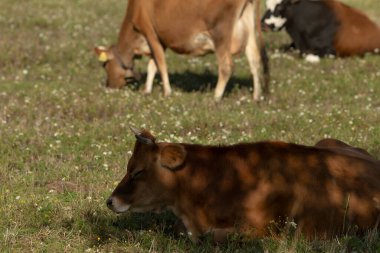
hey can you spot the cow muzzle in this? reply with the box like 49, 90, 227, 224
261, 21, 271, 32
106, 196, 131, 213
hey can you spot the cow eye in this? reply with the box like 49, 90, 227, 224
276, 5, 285, 12
132, 170, 144, 179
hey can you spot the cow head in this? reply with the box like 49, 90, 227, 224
94, 46, 137, 88
106, 128, 187, 213
261, 0, 299, 31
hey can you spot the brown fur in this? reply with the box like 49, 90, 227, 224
315, 138, 378, 162
107, 131, 380, 241
326, 1, 380, 56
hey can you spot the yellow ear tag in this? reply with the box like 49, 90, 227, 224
98, 52, 108, 62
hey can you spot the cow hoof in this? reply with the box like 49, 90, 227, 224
214, 96, 222, 102
142, 90, 152, 95
253, 94, 264, 102
164, 91, 172, 97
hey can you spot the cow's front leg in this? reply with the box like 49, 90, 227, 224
211, 228, 235, 243
214, 49, 233, 101
177, 215, 203, 243
145, 39, 171, 96
143, 58, 157, 94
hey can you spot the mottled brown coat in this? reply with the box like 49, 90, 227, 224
107, 131, 380, 241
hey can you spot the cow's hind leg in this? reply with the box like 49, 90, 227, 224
143, 58, 157, 94
245, 38, 262, 101
214, 48, 233, 101
245, 25, 263, 101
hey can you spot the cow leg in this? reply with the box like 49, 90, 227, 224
214, 49, 233, 101
148, 41, 172, 96
245, 31, 262, 101
211, 228, 235, 243
241, 1, 263, 101
143, 58, 157, 94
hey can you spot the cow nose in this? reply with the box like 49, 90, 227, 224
261, 21, 270, 32
106, 197, 113, 208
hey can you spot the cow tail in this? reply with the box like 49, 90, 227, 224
254, 0, 270, 95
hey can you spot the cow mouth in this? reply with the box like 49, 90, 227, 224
106, 196, 131, 213
111, 204, 131, 214
262, 15, 287, 31
262, 23, 270, 32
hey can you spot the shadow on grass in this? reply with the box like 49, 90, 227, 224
83, 209, 178, 240
132, 69, 254, 94
169, 70, 253, 93
83, 209, 265, 252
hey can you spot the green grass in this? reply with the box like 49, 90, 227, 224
1, 0, 380, 252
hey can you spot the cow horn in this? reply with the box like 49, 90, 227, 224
129, 125, 141, 136
129, 126, 154, 145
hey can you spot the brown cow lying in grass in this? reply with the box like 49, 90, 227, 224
106, 129, 380, 242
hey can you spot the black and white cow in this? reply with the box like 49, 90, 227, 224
262, 0, 380, 62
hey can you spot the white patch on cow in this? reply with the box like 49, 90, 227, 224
264, 15, 287, 30
305, 54, 321, 63
266, 0, 284, 11
112, 197, 131, 213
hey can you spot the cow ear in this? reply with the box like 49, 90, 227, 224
94, 46, 114, 62
130, 126, 156, 145
160, 144, 186, 170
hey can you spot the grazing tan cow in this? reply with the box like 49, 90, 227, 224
95, 0, 269, 101
106, 129, 380, 242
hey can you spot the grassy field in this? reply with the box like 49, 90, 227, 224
1, 0, 380, 252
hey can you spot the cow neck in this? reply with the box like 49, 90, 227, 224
116, 23, 135, 71
110, 46, 131, 71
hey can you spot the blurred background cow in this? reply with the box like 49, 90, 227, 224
262, 0, 380, 62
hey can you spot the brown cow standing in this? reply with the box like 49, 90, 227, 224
107, 129, 380, 242
95, 0, 269, 101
